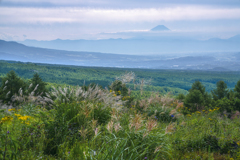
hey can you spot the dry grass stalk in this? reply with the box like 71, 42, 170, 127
176, 101, 184, 110
81, 104, 92, 118
114, 123, 122, 133
146, 118, 158, 132
10, 84, 53, 108
154, 145, 162, 153
180, 121, 186, 126
137, 78, 151, 95
129, 114, 144, 132
165, 122, 176, 134
94, 127, 100, 136
106, 120, 114, 133
91, 119, 98, 130
111, 108, 121, 122
116, 71, 135, 84
51, 85, 123, 109
170, 109, 177, 116
160, 94, 174, 106
79, 127, 89, 140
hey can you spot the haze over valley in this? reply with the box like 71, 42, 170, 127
1, 0, 240, 71
1, 37, 240, 71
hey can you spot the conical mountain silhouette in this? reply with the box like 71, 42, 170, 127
150, 25, 170, 31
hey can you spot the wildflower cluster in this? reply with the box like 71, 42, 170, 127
8, 108, 21, 112
0, 116, 13, 124
8, 108, 16, 112
14, 113, 32, 124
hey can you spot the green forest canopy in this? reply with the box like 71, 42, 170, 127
1, 60, 240, 95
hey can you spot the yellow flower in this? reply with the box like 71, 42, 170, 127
14, 114, 22, 117
187, 114, 191, 117
237, 141, 240, 145
113, 94, 117, 97
18, 115, 31, 121
8, 108, 16, 112
110, 90, 112, 93
209, 118, 212, 121
0, 116, 13, 123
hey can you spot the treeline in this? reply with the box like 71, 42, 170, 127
0, 71, 48, 103
2, 60, 240, 93
1, 70, 240, 115
177, 80, 240, 115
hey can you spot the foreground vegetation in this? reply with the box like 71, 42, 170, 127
1, 70, 240, 159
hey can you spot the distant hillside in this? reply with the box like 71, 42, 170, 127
1, 40, 240, 71
18, 34, 240, 55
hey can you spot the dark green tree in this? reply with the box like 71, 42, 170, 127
232, 80, 240, 111
215, 97, 234, 115
211, 80, 228, 100
184, 81, 212, 112
176, 93, 185, 102
184, 90, 204, 112
189, 81, 206, 95
28, 73, 47, 96
0, 70, 26, 103
234, 80, 240, 99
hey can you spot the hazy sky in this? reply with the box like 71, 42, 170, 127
1, 0, 240, 41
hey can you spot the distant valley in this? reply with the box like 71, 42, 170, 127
1, 39, 240, 71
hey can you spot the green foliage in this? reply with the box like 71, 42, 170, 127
215, 97, 234, 114
0, 70, 26, 103
44, 101, 112, 155
176, 93, 185, 101
184, 81, 212, 113
184, 90, 204, 112
189, 80, 206, 95
2, 60, 240, 95
147, 105, 176, 122
1, 67, 240, 159
211, 80, 229, 100
109, 80, 128, 96
221, 141, 239, 155
234, 80, 240, 99
28, 73, 47, 96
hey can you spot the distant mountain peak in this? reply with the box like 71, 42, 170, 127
228, 34, 240, 41
150, 25, 170, 31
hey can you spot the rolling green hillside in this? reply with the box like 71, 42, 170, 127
1, 60, 240, 95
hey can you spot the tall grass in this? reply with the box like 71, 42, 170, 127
0, 84, 240, 159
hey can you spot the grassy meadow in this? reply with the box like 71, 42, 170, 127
0, 70, 240, 159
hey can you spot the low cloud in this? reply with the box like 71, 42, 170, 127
1, 6, 240, 24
